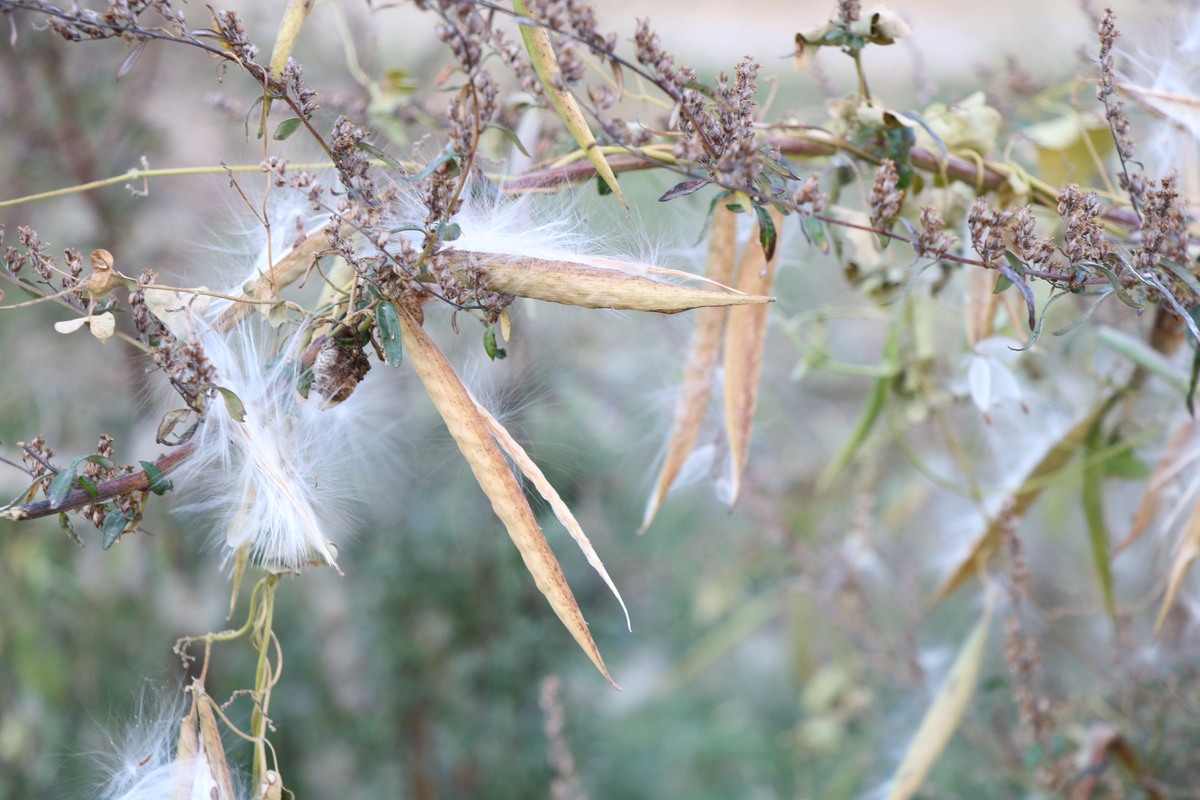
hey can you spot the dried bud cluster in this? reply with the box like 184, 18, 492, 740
128, 269, 169, 342
1096, 8, 1148, 213
635, 21, 767, 188
155, 337, 218, 413
868, 158, 902, 229
211, 9, 259, 66
20, 436, 55, 496
966, 198, 1011, 267
837, 0, 862, 24
42, 0, 187, 43
792, 173, 827, 215
1057, 185, 1113, 267
913, 205, 955, 260
1008, 206, 1056, 271
78, 434, 136, 529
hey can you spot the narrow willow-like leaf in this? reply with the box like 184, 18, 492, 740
1011, 289, 1072, 352
513, 0, 627, 210
474, 398, 630, 631
801, 214, 828, 254
998, 254, 1036, 330
754, 203, 778, 261
1082, 420, 1117, 622
1155, 498, 1200, 634
448, 251, 772, 313
658, 178, 711, 202
398, 309, 616, 686
886, 594, 993, 800
1096, 326, 1188, 395
642, 205, 738, 531
355, 140, 404, 171
816, 321, 900, 492
722, 206, 784, 506
485, 121, 531, 158
1089, 261, 1144, 308
482, 325, 506, 360
1051, 289, 1113, 336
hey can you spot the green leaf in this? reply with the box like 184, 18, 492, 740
596, 174, 612, 196
1051, 289, 1113, 336
406, 151, 457, 182
76, 476, 98, 498
1082, 418, 1117, 622
437, 222, 462, 242
1190, 347, 1200, 416
212, 386, 247, 422
483, 325, 507, 361
754, 203, 778, 261
272, 117, 303, 141
77, 454, 114, 471
243, 94, 266, 139
485, 121, 531, 157
801, 215, 828, 254
817, 321, 900, 490
355, 140, 403, 170
101, 509, 129, 550
139, 460, 174, 496
47, 466, 78, 507
1088, 261, 1143, 309
59, 512, 82, 547
376, 300, 404, 367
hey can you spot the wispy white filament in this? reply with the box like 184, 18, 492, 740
170, 319, 389, 572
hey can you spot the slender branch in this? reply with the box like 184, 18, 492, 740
2, 442, 194, 521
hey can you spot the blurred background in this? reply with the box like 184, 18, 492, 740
1, 1, 1194, 798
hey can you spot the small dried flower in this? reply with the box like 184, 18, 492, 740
913, 204, 955, 260
869, 158, 903, 229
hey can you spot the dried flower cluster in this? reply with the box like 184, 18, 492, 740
966, 197, 1012, 268
1056, 184, 1113, 269
913, 204, 955, 260
1096, 8, 1149, 214
635, 21, 770, 187
868, 158, 902, 229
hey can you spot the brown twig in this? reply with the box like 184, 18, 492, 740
2, 442, 194, 522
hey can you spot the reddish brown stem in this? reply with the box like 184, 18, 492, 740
4, 443, 194, 522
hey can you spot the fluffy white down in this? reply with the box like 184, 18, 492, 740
170, 320, 395, 572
